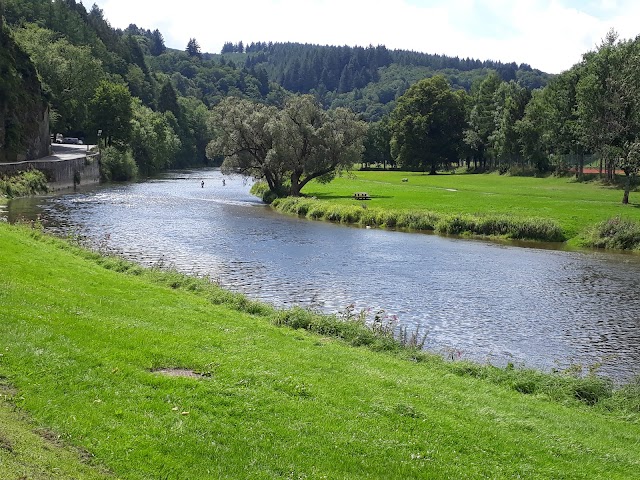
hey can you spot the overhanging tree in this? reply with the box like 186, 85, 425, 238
206, 97, 286, 194
206, 95, 366, 196
270, 95, 366, 196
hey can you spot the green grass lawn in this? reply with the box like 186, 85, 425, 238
301, 171, 640, 241
1, 223, 640, 479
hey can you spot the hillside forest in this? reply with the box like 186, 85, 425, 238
1, 0, 640, 201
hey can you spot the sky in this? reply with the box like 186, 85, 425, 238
90, 0, 640, 74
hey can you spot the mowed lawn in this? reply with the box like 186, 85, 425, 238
303, 171, 640, 240
1, 223, 639, 479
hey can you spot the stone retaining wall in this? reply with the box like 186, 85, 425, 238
0, 153, 101, 191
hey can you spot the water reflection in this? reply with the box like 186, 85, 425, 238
6, 169, 640, 382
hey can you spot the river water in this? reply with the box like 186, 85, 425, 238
5, 169, 640, 382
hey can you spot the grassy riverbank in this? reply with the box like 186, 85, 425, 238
284, 171, 640, 245
1, 223, 640, 478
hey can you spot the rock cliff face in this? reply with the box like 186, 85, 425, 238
0, 12, 50, 163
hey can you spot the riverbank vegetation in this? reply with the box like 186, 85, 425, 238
271, 195, 564, 242
261, 171, 640, 246
1, 222, 640, 478
0, 169, 47, 198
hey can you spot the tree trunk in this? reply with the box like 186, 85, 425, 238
576, 153, 584, 180
290, 170, 302, 197
622, 172, 631, 204
599, 154, 603, 177
429, 158, 437, 175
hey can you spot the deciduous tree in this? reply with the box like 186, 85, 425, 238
89, 80, 133, 147
390, 75, 466, 174
207, 97, 285, 193
206, 95, 366, 196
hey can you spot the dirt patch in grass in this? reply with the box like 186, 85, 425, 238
0, 434, 14, 453
0, 381, 18, 398
152, 368, 209, 379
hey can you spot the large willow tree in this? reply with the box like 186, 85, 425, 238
207, 95, 366, 196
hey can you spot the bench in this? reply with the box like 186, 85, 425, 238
353, 192, 371, 200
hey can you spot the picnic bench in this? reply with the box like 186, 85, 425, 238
353, 192, 371, 200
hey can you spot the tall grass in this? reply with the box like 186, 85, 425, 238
272, 197, 565, 242
580, 217, 640, 250
435, 214, 565, 241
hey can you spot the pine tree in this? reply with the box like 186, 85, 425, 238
221, 42, 234, 54
150, 29, 165, 56
158, 81, 180, 117
186, 38, 201, 58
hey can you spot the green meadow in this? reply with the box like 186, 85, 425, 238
1, 222, 640, 479
295, 171, 640, 243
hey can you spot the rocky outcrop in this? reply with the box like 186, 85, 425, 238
0, 15, 50, 163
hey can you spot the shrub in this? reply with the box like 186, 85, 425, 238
0, 169, 48, 198
100, 146, 138, 182
250, 181, 278, 204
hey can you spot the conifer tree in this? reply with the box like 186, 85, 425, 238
150, 29, 165, 56
186, 38, 201, 58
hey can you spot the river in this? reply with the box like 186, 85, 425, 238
5, 168, 640, 382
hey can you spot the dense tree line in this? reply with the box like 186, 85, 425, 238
0, 4, 49, 162
363, 30, 640, 203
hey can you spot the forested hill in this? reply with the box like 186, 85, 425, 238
215, 41, 550, 120
2, 0, 551, 170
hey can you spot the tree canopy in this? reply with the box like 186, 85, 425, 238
90, 81, 133, 147
207, 95, 366, 196
390, 76, 466, 174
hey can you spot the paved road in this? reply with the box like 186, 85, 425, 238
1, 144, 97, 166
46, 144, 98, 162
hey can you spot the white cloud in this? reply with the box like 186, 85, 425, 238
91, 0, 640, 73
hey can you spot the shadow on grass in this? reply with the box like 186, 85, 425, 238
310, 193, 393, 200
